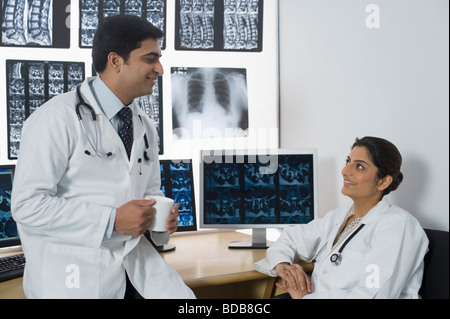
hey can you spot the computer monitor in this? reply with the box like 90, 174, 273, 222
0, 165, 20, 252
200, 149, 318, 249
146, 159, 197, 252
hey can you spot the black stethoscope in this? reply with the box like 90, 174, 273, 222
329, 224, 365, 265
312, 223, 366, 266
76, 84, 151, 161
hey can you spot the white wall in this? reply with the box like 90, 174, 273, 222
279, 0, 449, 231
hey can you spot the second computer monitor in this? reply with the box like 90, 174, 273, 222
200, 149, 318, 248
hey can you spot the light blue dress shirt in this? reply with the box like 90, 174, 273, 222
90, 76, 131, 239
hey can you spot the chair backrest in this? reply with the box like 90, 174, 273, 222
419, 228, 449, 299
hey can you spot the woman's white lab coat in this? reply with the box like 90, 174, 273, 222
11, 78, 195, 299
254, 197, 429, 298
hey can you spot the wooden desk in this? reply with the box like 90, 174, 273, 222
0, 231, 276, 299
163, 231, 276, 298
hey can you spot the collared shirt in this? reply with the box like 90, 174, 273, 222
89, 76, 133, 239
90, 76, 133, 133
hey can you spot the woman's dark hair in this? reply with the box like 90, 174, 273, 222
92, 15, 164, 73
352, 136, 404, 196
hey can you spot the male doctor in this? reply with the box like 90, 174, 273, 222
11, 15, 195, 299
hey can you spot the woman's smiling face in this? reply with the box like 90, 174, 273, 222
341, 146, 384, 203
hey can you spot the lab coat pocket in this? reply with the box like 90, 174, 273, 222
42, 242, 102, 299
328, 248, 367, 290
333, 249, 369, 288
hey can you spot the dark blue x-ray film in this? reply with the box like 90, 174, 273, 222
203, 154, 315, 225
160, 159, 196, 231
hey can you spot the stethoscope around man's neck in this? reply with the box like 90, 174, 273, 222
75, 84, 151, 161
312, 223, 366, 266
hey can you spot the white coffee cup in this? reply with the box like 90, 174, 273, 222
145, 195, 174, 232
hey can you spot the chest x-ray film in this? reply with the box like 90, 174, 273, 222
171, 67, 249, 140
1, 0, 70, 47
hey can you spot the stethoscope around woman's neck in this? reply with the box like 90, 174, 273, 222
312, 223, 366, 266
75, 84, 151, 161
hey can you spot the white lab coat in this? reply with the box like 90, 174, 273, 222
11, 77, 196, 299
254, 197, 429, 298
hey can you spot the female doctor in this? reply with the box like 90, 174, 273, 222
254, 137, 429, 299
11, 15, 195, 299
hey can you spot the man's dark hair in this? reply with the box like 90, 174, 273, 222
92, 15, 164, 73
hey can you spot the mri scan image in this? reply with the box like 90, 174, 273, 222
278, 155, 314, 224
204, 162, 242, 224
160, 160, 196, 230
176, 0, 263, 51
203, 154, 315, 225
171, 67, 248, 140
0, 170, 15, 240
6, 60, 85, 159
178, 0, 215, 49
80, 0, 166, 48
1, 0, 70, 47
223, 0, 260, 50
243, 162, 276, 224
80, 0, 100, 47
1, 0, 52, 46
134, 78, 163, 154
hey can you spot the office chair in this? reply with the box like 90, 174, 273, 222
272, 228, 449, 299
419, 228, 449, 299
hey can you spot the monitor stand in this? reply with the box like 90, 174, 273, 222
154, 242, 176, 253
228, 228, 271, 249
144, 231, 176, 253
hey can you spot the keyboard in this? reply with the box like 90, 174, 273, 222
0, 253, 25, 282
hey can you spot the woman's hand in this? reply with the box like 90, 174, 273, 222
275, 262, 311, 299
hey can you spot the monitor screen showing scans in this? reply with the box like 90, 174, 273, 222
200, 149, 318, 229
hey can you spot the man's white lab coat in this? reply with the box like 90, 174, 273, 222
11, 78, 195, 299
